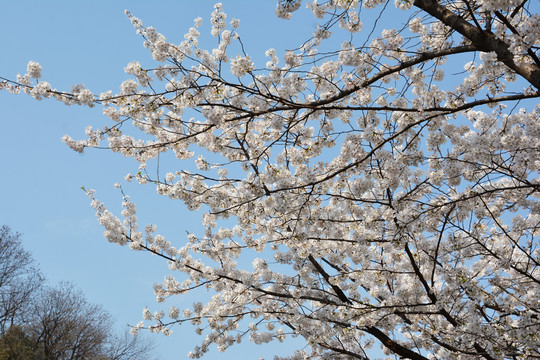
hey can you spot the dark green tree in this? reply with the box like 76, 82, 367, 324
0, 325, 43, 360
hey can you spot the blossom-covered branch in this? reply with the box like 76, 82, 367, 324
3, 0, 540, 358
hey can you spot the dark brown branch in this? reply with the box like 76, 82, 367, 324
493, 10, 540, 66
404, 243, 459, 327
413, 0, 540, 89
364, 326, 429, 360
318, 342, 369, 359
307, 254, 353, 304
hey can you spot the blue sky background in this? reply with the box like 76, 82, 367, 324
0, 1, 321, 359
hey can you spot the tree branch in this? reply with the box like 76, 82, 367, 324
413, 0, 540, 89
364, 326, 429, 360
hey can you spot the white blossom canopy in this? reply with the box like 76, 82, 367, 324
2, 0, 540, 359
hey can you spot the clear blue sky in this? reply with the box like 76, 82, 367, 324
0, 1, 317, 359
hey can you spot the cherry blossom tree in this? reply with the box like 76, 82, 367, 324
2, 0, 540, 358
